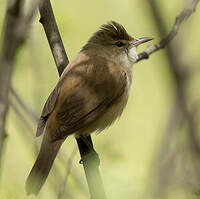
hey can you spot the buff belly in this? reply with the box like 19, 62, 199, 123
75, 86, 130, 137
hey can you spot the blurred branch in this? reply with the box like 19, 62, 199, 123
10, 86, 39, 123
57, 148, 77, 199
10, 86, 88, 195
57, 152, 88, 194
39, 1, 107, 198
148, 0, 200, 154
137, 0, 200, 62
145, 0, 200, 196
10, 100, 35, 137
0, 0, 41, 178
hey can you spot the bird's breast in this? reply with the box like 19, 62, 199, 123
77, 71, 132, 136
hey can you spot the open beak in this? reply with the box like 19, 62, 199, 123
133, 37, 153, 46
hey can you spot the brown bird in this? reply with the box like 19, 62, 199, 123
25, 21, 153, 195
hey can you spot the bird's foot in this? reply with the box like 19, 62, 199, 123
79, 150, 100, 166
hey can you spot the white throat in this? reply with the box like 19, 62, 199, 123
128, 46, 138, 63
119, 46, 138, 70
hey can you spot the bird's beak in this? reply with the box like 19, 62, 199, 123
133, 37, 153, 46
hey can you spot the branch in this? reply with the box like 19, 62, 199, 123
10, 86, 39, 123
57, 148, 77, 199
10, 94, 86, 197
38, 0, 69, 76
137, 0, 200, 62
148, 0, 200, 153
153, 99, 184, 196
0, 0, 41, 178
38, 1, 107, 198
10, 85, 88, 195
146, 0, 200, 196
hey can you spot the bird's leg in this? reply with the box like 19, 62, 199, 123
78, 136, 100, 166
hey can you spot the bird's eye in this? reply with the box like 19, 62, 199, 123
115, 41, 124, 47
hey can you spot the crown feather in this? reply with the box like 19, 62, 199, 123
88, 21, 133, 44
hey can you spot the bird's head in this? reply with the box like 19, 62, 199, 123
83, 21, 153, 65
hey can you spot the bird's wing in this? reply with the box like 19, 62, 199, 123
36, 53, 83, 137
36, 83, 61, 137
49, 56, 127, 141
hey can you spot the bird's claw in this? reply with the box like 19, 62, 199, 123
79, 150, 100, 166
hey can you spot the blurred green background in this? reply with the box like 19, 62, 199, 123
0, 0, 200, 198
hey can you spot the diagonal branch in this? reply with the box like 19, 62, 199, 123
57, 148, 77, 199
147, 0, 200, 153
10, 86, 39, 123
145, 0, 200, 196
10, 85, 87, 195
38, 0, 69, 76
0, 0, 42, 178
38, 1, 107, 198
137, 0, 200, 62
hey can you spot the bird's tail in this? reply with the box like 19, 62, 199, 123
25, 134, 63, 195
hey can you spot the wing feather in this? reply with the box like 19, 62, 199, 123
36, 84, 61, 137
50, 58, 127, 140
36, 54, 127, 140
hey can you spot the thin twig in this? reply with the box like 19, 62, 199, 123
146, 0, 200, 196
10, 87, 88, 194
10, 94, 85, 197
137, 0, 200, 62
10, 86, 39, 123
57, 148, 77, 199
148, 0, 200, 153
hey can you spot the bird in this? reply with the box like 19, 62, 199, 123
25, 21, 153, 195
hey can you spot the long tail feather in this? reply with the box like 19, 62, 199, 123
26, 135, 63, 195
